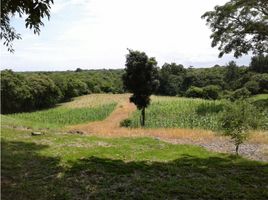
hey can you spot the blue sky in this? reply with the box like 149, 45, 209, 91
1, 0, 251, 71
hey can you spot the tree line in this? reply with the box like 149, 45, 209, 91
1, 54, 267, 114
1, 69, 124, 113
157, 54, 268, 100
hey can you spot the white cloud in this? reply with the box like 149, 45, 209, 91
1, 0, 251, 71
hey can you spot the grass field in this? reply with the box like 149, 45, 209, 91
2, 94, 268, 199
126, 96, 268, 130
2, 127, 268, 200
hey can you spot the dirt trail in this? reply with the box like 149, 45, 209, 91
69, 100, 268, 161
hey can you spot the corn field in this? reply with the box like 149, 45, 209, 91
129, 97, 225, 130
8, 103, 116, 128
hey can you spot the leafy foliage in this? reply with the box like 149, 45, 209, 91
1, 0, 54, 52
229, 88, 251, 101
123, 49, 159, 126
219, 100, 263, 154
185, 86, 204, 98
202, 0, 268, 57
249, 54, 268, 73
1, 69, 124, 113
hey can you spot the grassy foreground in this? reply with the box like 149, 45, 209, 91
2, 127, 268, 200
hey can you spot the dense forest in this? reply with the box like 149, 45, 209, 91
1, 54, 267, 114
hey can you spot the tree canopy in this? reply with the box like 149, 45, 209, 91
202, 0, 268, 58
1, 0, 54, 52
123, 49, 159, 126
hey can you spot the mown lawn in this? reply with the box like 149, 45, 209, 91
1, 128, 268, 200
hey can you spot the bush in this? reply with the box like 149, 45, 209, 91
219, 100, 263, 154
244, 81, 260, 95
203, 85, 220, 100
251, 74, 268, 93
229, 88, 251, 101
120, 119, 132, 127
185, 86, 204, 98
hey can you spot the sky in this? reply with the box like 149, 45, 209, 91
1, 0, 251, 71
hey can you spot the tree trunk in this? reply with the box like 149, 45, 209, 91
141, 107, 145, 126
235, 144, 239, 155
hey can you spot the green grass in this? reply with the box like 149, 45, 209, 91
128, 97, 225, 130
1, 127, 268, 200
2, 103, 116, 129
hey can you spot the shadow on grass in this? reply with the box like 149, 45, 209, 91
1, 140, 268, 200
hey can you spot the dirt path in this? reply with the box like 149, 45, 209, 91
69, 100, 268, 162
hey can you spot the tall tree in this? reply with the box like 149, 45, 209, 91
123, 49, 159, 126
224, 61, 241, 90
202, 0, 268, 58
249, 54, 268, 73
1, 0, 54, 52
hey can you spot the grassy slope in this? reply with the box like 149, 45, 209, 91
1, 94, 124, 130
5, 104, 116, 129
2, 128, 268, 200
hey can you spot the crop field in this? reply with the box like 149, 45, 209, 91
61, 93, 130, 109
1, 93, 268, 199
127, 96, 268, 131
127, 96, 225, 130
6, 104, 116, 128
2, 94, 122, 129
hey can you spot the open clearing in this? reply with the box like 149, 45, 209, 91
2, 94, 268, 199
69, 94, 268, 161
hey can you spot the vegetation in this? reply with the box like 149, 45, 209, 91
219, 100, 263, 154
1, 0, 54, 52
1, 94, 119, 130
126, 97, 225, 130
124, 96, 268, 131
250, 54, 268, 73
2, 127, 268, 200
202, 0, 268, 57
6, 103, 116, 129
1, 69, 123, 114
123, 49, 159, 126
1, 56, 267, 114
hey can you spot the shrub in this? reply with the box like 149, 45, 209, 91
229, 88, 251, 101
185, 86, 204, 98
219, 100, 263, 154
120, 119, 132, 127
203, 85, 220, 100
244, 81, 260, 95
